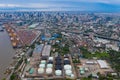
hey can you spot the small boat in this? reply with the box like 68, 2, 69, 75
0, 26, 4, 32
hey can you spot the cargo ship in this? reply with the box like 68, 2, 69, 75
4, 24, 22, 48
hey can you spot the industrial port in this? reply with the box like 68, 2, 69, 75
4, 23, 40, 48
0, 12, 120, 80
4, 24, 22, 48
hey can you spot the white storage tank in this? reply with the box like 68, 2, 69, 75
41, 60, 46, 64
47, 64, 53, 68
55, 70, 62, 76
46, 68, 52, 74
85, 67, 89, 71
65, 70, 72, 76
64, 58, 69, 60
48, 57, 54, 61
64, 65, 72, 70
71, 74, 74, 78
39, 64, 45, 68
38, 68, 44, 74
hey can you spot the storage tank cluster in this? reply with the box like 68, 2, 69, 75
46, 56, 54, 74
55, 55, 62, 76
38, 55, 74, 78
79, 67, 85, 75
63, 57, 74, 78
38, 57, 54, 75
38, 60, 46, 74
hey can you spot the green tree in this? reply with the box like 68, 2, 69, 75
2, 78, 6, 80
10, 74, 16, 80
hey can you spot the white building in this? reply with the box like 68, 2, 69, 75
42, 45, 51, 57
97, 60, 109, 69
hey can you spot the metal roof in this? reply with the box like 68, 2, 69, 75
42, 45, 51, 57
97, 60, 108, 69
33, 44, 44, 54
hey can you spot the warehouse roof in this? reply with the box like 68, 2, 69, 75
42, 45, 51, 57
97, 60, 109, 69
33, 44, 44, 55
28, 23, 39, 29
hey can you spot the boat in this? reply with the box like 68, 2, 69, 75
0, 26, 4, 32
12, 42, 17, 48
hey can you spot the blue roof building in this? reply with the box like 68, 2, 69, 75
33, 44, 44, 56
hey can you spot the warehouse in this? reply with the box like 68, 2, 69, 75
28, 23, 39, 29
42, 45, 51, 57
32, 44, 44, 57
97, 60, 109, 69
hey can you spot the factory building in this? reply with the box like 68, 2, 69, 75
97, 60, 109, 69
32, 44, 44, 57
42, 45, 51, 57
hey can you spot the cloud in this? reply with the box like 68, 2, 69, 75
0, 0, 120, 8
0, 4, 21, 7
40, 0, 120, 4
27, 3, 72, 8
0, 2, 76, 8
0, 0, 119, 12
0, 0, 120, 4
81, 0, 120, 4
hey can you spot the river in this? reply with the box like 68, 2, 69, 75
0, 30, 15, 79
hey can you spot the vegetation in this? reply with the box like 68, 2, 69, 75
65, 78, 73, 80
57, 33, 62, 38
73, 59, 80, 63
52, 42, 69, 55
107, 50, 120, 72
61, 46, 69, 55
79, 47, 91, 59
10, 73, 16, 80
91, 51, 109, 59
97, 73, 115, 80
80, 47, 109, 59
15, 58, 23, 70
30, 44, 35, 49
81, 77, 92, 80
36, 41, 40, 45
80, 47, 120, 78
52, 43, 59, 48
84, 29, 94, 33
2, 78, 6, 80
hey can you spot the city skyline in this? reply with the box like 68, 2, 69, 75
0, 0, 120, 12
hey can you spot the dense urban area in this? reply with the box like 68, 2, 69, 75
0, 12, 120, 80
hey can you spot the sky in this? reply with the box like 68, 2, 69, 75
0, 0, 120, 12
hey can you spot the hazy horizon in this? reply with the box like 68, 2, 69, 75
0, 0, 119, 12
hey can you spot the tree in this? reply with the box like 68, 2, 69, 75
2, 78, 6, 80
10, 74, 16, 80
81, 77, 92, 80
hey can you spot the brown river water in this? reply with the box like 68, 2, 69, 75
0, 30, 15, 79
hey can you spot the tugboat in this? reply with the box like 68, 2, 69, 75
12, 42, 17, 48
0, 26, 4, 32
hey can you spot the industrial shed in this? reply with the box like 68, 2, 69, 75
97, 60, 109, 69
42, 45, 51, 57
